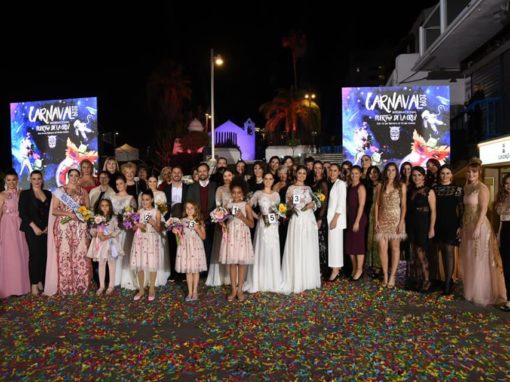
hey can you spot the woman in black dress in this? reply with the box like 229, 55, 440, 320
407, 166, 436, 292
311, 160, 329, 275
18, 170, 52, 295
434, 164, 463, 295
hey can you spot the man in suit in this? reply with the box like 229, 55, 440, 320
163, 166, 188, 282
186, 162, 216, 269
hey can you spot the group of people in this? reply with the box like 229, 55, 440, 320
0, 155, 509, 310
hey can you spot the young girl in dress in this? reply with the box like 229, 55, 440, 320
219, 179, 254, 301
175, 202, 207, 301
87, 199, 124, 296
130, 190, 162, 301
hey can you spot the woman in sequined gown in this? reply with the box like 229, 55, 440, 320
459, 159, 506, 306
375, 163, 407, 288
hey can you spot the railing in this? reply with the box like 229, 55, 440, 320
450, 97, 502, 163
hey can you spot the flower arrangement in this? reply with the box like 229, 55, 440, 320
61, 205, 94, 224
156, 202, 168, 216
122, 206, 141, 231
311, 191, 325, 209
210, 206, 231, 223
165, 217, 184, 245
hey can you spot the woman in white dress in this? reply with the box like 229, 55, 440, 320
327, 164, 347, 281
245, 172, 282, 293
281, 166, 321, 293
109, 174, 138, 290
205, 169, 233, 286
141, 176, 170, 286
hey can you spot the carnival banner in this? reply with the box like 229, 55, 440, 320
10, 97, 98, 189
342, 86, 450, 168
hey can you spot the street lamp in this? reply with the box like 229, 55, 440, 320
210, 48, 224, 160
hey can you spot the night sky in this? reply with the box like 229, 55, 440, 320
0, 1, 437, 170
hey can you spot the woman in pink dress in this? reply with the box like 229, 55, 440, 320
130, 189, 162, 301
0, 169, 30, 298
52, 168, 92, 295
175, 201, 207, 301
460, 158, 506, 306
219, 179, 255, 302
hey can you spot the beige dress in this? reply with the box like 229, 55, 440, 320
459, 185, 506, 306
376, 187, 406, 241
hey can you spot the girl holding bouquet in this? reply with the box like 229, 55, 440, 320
110, 174, 138, 290
130, 190, 162, 301
245, 172, 282, 293
49, 168, 91, 295
140, 175, 170, 285
282, 166, 321, 293
87, 199, 124, 296
219, 179, 255, 301
175, 202, 207, 301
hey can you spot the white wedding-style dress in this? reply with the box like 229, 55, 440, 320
244, 190, 283, 293
281, 185, 321, 294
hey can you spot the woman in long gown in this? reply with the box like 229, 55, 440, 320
375, 162, 407, 288
140, 176, 170, 286
51, 168, 91, 295
110, 174, 138, 290
205, 169, 233, 286
460, 158, 506, 306
0, 169, 30, 298
311, 161, 330, 276
327, 164, 347, 281
245, 172, 282, 293
282, 166, 321, 293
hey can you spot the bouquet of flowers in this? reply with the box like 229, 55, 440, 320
61, 205, 94, 225
156, 202, 168, 216
122, 206, 141, 231
92, 215, 108, 230
165, 217, 184, 245
273, 203, 289, 219
311, 191, 326, 209
210, 206, 231, 224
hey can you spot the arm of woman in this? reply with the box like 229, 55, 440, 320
52, 193, 73, 218
428, 189, 436, 239
374, 184, 381, 230
150, 211, 162, 233
0, 193, 4, 221
398, 183, 407, 234
196, 222, 206, 240
241, 204, 255, 228
83, 190, 91, 209
215, 187, 223, 207
474, 185, 490, 239
353, 184, 366, 232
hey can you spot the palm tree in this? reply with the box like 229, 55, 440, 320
260, 89, 321, 145
146, 60, 192, 137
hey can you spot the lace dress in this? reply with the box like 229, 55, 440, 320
110, 194, 138, 289
244, 191, 282, 293
459, 185, 506, 305
281, 185, 321, 293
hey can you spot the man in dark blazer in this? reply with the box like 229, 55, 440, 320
163, 166, 188, 281
185, 162, 216, 269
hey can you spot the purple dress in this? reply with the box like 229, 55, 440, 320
346, 184, 368, 255
0, 191, 30, 298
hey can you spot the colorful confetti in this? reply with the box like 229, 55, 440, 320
1, 278, 509, 380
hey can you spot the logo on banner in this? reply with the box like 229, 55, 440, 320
48, 135, 57, 148
390, 126, 400, 141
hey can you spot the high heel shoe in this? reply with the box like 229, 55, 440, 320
352, 271, 364, 281
421, 279, 431, 292
328, 272, 340, 282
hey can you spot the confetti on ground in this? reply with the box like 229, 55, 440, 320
1, 277, 509, 380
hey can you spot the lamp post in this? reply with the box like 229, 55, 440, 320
210, 49, 224, 160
